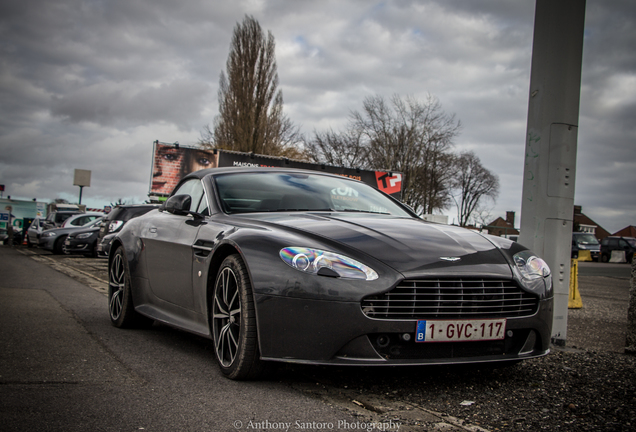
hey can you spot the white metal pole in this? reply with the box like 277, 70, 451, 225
518, 0, 586, 347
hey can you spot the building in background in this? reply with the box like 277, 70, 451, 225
573, 205, 610, 240
613, 225, 636, 237
485, 211, 519, 238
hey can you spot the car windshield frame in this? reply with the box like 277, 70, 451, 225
212, 171, 412, 217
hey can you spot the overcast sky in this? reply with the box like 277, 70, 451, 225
1, 0, 634, 233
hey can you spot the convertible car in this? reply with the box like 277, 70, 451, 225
108, 167, 553, 380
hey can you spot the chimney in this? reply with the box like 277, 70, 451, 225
506, 211, 515, 227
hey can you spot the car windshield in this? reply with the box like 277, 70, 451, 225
626, 238, 636, 247
574, 234, 599, 245
214, 172, 411, 216
55, 213, 75, 224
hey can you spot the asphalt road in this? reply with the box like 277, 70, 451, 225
578, 260, 632, 279
1, 246, 476, 432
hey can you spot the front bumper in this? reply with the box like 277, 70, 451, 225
255, 294, 552, 366
64, 238, 95, 254
38, 236, 57, 251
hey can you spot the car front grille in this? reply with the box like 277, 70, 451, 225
361, 278, 539, 320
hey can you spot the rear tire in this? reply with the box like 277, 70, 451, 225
601, 253, 609, 263
211, 254, 264, 380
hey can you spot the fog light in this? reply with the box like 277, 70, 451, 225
376, 334, 390, 347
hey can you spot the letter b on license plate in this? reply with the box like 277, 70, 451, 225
416, 318, 506, 342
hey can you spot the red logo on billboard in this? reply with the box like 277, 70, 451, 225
375, 172, 402, 195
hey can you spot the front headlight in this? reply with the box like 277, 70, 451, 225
77, 232, 93, 239
513, 250, 550, 280
280, 247, 379, 281
109, 220, 124, 232
42, 232, 57, 238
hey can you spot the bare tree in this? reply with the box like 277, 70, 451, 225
109, 198, 127, 208
304, 128, 368, 168
200, 16, 301, 157
306, 94, 460, 214
451, 151, 499, 227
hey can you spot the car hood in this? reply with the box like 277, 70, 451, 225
68, 226, 100, 236
43, 226, 88, 235
241, 213, 514, 278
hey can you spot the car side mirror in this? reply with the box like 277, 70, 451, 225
164, 194, 192, 216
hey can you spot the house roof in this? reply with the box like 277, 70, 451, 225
614, 225, 636, 237
485, 217, 519, 236
573, 208, 610, 239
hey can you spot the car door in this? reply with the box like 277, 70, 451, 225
143, 179, 208, 310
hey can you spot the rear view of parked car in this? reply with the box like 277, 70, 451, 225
96, 204, 158, 257
600, 236, 636, 263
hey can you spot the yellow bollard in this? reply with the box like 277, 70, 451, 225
568, 258, 583, 309
577, 249, 592, 261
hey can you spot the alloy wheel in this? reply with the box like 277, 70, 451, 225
109, 253, 125, 320
213, 267, 241, 367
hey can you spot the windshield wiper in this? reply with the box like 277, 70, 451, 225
339, 209, 390, 215
266, 208, 336, 212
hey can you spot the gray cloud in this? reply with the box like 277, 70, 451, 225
50, 80, 212, 129
0, 0, 634, 233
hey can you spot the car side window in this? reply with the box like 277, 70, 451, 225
172, 179, 205, 213
196, 185, 209, 216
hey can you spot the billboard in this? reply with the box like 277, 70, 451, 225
150, 141, 402, 200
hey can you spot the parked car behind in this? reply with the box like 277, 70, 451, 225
96, 204, 158, 257
60, 212, 104, 228
43, 210, 83, 229
39, 217, 104, 254
26, 217, 46, 247
571, 232, 600, 261
64, 224, 102, 257
600, 236, 636, 263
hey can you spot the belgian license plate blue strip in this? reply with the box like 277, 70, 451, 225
416, 319, 506, 343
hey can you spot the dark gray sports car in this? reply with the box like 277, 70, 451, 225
108, 167, 553, 380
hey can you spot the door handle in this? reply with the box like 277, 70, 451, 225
149, 227, 157, 233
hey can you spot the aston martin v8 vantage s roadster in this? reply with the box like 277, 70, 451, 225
108, 167, 553, 380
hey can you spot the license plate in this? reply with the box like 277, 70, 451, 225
416, 318, 506, 343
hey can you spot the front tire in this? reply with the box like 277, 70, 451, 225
211, 254, 264, 380
53, 235, 67, 254
108, 246, 148, 328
